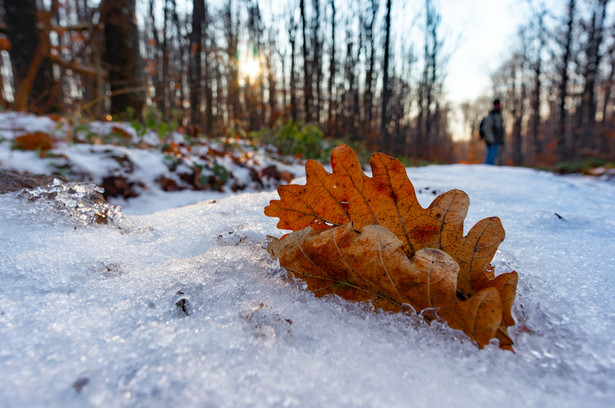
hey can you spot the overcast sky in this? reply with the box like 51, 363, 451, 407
439, 0, 536, 105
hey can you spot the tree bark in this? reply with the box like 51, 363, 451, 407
575, 0, 609, 154
224, 1, 240, 121
101, 0, 146, 118
312, 0, 322, 124
530, 8, 546, 161
362, 0, 377, 142
5, 0, 59, 112
288, 14, 298, 120
327, 0, 336, 133
300, 0, 312, 122
189, 0, 206, 126
380, 0, 392, 151
557, 0, 575, 160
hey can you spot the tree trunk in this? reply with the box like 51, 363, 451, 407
530, 9, 546, 161
575, 0, 609, 154
101, 0, 146, 118
327, 0, 336, 133
266, 45, 277, 125
224, 1, 240, 121
148, 0, 161, 112
353, 25, 362, 141
511, 56, 525, 165
189, 0, 206, 126
343, 25, 356, 141
204, 30, 214, 134
423, 0, 438, 158
600, 43, 615, 152
312, 0, 322, 124
300, 0, 311, 122
557, 0, 575, 160
289, 15, 298, 120
380, 0, 392, 151
161, 0, 170, 120
362, 0, 377, 142
5, 0, 59, 112
602, 44, 615, 126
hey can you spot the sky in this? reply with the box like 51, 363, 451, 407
439, 0, 537, 105
430, 0, 561, 139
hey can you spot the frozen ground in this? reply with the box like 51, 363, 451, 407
1, 114, 615, 407
1, 164, 614, 407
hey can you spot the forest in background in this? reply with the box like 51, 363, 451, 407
0, 0, 614, 166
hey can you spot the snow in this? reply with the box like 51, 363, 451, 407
1, 113, 615, 407
0, 111, 59, 137
0, 112, 304, 214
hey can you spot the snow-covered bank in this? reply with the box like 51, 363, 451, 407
1, 163, 614, 407
0, 112, 302, 215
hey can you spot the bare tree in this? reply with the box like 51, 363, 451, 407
288, 10, 298, 120
528, 4, 546, 162
326, 0, 337, 132
362, 0, 378, 141
380, 0, 392, 151
556, 0, 575, 160
100, 0, 146, 118
300, 0, 311, 121
343, 22, 358, 139
265, 30, 278, 125
602, 40, 615, 128
147, 0, 162, 113
223, 0, 241, 121
4, 0, 59, 112
161, 0, 171, 119
312, 0, 322, 123
416, 0, 444, 159
575, 0, 609, 154
189, 0, 206, 126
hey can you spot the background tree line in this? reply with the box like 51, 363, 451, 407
460, 0, 615, 166
0, 0, 454, 161
0, 0, 614, 165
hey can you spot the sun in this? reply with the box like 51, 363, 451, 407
239, 56, 261, 82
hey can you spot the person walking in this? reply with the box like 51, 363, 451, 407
481, 99, 504, 165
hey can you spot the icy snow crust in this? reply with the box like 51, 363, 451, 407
1, 165, 615, 407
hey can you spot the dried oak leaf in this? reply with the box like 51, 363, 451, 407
265, 144, 518, 349
267, 223, 503, 348
14, 131, 54, 152
265, 144, 514, 298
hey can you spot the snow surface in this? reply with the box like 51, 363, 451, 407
1, 114, 615, 407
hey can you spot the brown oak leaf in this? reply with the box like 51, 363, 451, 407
267, 223, 504, 348
14, 131, 54, 152
265, 144, 517, 349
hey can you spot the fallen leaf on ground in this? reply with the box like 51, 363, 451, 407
14, 131, 54, 152
265, 144, 518, 349
267, 223, 504, 348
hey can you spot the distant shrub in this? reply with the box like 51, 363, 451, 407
554, 158, 615, 174
251, 119, 326, 160
130, 107, 178, 142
